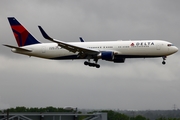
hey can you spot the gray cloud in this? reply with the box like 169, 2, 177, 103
0, 0, 180, 110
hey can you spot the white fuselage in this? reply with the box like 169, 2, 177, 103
12, 40, 178, 60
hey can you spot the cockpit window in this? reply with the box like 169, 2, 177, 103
167, 44, 173, 46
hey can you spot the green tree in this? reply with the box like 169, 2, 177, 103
102, 110, 129, 120
15, 106, 26, 112
156, 117, 167, 120
134, 115, 148, 120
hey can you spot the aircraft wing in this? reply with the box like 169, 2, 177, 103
3, 44, 32, 52
38, 26, 100, 56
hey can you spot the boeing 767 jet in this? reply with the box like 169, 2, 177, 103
3, 17, 178, 68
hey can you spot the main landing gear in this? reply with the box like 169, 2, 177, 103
84, 59, 100, 68
162, 56, 166, 65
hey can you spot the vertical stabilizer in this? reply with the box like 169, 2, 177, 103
8, 17, 40, 47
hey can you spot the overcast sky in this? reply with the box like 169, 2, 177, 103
0, 0, 180, 110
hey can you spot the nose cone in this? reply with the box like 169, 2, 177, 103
174, 46, 178, 53
172, 46, 178, 53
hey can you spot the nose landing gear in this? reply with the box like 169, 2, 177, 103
162, 61, 166, 65
162, 56, 166, 65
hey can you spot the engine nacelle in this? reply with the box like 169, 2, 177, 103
98, 51, 114, 61
97, 51, 125, 63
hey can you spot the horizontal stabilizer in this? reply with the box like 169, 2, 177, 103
3, 44, 32, 52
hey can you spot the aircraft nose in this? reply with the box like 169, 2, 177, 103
173, 46, 178, 53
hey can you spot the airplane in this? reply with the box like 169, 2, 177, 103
3, 17, 178, 68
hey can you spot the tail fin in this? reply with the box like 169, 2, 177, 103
8, 17, 40, 47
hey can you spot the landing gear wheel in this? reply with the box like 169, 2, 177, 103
88, 63, 94, 67
162, 61, 166, 65
84, 61, 88, 65
84, 61, 100, 68
162, 56, 166, 65
96, 64, 100, 68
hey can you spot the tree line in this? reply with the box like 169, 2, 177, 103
1, 106, 74, 113
0, 107, 180, 120
102, 110, 180, 120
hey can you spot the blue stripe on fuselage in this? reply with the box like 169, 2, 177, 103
49, 55, 161, 60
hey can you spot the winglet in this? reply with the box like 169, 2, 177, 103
38, 26, 53, 40
79, 37, 85, 42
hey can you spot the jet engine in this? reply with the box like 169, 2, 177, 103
97, 51, 125, 63
97, 51, 114, 61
